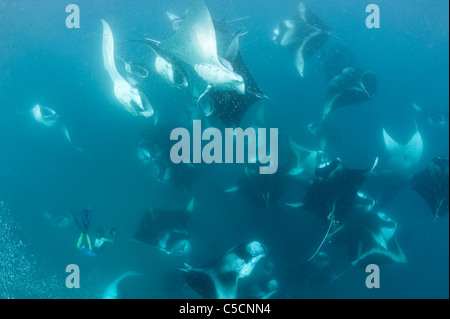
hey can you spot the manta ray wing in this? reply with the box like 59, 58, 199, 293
134, 210, 159, 246
294, 27, 322, 77
182, 267, 238, 299
301, 161, 376, 221
293, 2, 331, 77
102, 19, 123, 83
182, 267, 219, 299
209, 53, 263, 126
411, 157, 449, 218
159, 0, 221, 69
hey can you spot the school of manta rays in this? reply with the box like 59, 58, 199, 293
28, 0, 448, 299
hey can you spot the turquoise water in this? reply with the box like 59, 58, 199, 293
0, 0, 448, 299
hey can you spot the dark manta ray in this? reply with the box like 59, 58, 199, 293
290, 157, 378, 260
134, 199, 194, 256
139, 124, 198, 192
321, 67, 377, 121
411, 156, 449, 218
293, 251, 337, 286
272, 1, 331, 77
225, 164, 292, 210
225, 134, 319, 209
326, 208, 407, 267
297, 157, 379, 223
180, 241, 267, 299
207, 52, 265, 127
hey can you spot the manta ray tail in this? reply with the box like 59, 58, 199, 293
327, 31, 342, 40
307, 206, 336, 262
59, 124, 84, 152
330, 263, 356, 282
197, 85, 214, 116
226, 16, 251, 24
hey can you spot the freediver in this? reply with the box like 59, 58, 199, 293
73, 209, 116, 257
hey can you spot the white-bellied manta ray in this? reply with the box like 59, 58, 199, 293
30, 104, 83, 151
160, 6, 261, 126
180, 241, 267, 299
101, 19, 154, 118
134, 198, 194, 256
143, 0, 245, 105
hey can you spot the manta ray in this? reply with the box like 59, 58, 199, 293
322, 67, 377, 121
293, 157, 379, 223
181, 241, 267, 299
287, 135, 324, 185
413, 102, 448, 128
411, 156, 449, 218
134, 199, 194, 256
272, 1, 331, 77
237, 260, 278, 299
320, 44, 358, 81
302, 191, 406, 271
101, 19, 154, 118
294, 251, 337, 286
31, 104, 82, 151
144, 0, 245, 104
225, 132, 318, 209
139, 124, 198, 191
289, 158, 379, 261
382, 123, 424, 173
327, 208, 407, 267
225, 164, 291, 210
160, 7, 262, 126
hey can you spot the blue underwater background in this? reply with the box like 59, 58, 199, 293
0, 0, 448, 299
